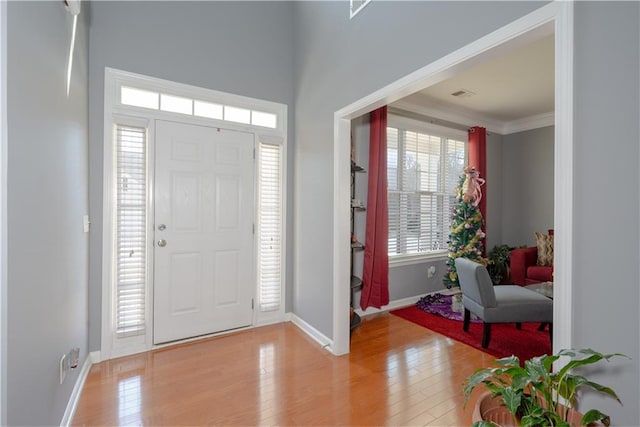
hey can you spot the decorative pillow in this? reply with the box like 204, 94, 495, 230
534, 232, 554, 266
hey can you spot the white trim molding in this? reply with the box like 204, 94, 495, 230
551, 1, 574, 352
333, 1, 574, 354
389, 252, 447, 268
355, 293, 430, 318
60, 355, 93, 427
355, 288, 461, 318
393, 96, 555, 135
502, 111, 555, 135
0, 1, 6, 423
290, 314, 334, 353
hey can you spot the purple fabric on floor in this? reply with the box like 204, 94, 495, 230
416, 293, 481, 323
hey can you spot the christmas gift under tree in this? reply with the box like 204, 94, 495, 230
444, 166, 488, 288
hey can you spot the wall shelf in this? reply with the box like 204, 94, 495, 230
350, 161, 366, 333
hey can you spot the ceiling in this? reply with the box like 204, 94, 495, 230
392, 35, 554, 134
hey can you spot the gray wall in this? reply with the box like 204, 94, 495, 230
6, 2, 89, 424
572, 2, 639, 421
484, 131, 504, 251
501, 126, 554, 246
294, 1, 639, 424
87, 1, 295, 351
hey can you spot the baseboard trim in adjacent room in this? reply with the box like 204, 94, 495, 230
355, 288, 458, 318
60, 353, 93, 427
289, 313, 334, 353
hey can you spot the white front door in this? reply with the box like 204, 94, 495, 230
153, 120, 255, 344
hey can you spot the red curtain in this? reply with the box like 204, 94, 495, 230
360, 106, 389, 310
468, 126, 487, 247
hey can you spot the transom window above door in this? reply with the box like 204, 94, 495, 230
120, 85, 278, 129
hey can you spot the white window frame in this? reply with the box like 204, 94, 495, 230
101, 68, 287, 360
387, 114, 467, 267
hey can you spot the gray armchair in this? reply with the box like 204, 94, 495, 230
454, 257, 553, 348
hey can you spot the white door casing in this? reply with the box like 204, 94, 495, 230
153, 120, 255, 344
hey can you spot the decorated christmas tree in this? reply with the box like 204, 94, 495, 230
444, 166, 488, 288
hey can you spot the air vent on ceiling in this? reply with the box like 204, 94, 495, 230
451, 89, 475, 98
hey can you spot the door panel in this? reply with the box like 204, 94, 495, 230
154, 120, 255, 344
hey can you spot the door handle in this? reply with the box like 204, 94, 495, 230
157, 239, 167, 247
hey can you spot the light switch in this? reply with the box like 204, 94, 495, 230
83, 215, 90, 233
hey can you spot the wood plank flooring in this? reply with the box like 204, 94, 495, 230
72, 312, 496, 426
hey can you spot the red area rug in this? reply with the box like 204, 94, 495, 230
390, 304, 552, 363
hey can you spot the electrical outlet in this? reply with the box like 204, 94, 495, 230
427, 265, 436, 278
59, 354, 67, 384
69, 348, 80, 369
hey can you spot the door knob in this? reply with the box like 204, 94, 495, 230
157, 239, 167, 247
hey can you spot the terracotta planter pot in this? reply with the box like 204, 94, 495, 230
472, 392, 517, 426
472, 392, 588, 426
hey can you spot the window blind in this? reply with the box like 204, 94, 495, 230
115, 125, 147, 337
388, 126, 466, 257
257, 143, 282, 312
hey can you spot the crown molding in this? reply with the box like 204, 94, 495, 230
502, 111, 554, 134
392, 97, 554, 135
392, 98, 504, 134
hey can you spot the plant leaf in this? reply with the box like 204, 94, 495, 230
583, 380, 623, 403
472, 421, 498, 427
496, 355, 520, 367
511, 372, 531, 391
501, 387, 521, 414
525, 356, 550, 382
542, 354, 559, 371
464, 369, 495, 398
582, 409, 611, 426
558, 354, 603, 378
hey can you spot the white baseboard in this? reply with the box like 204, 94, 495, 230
89, 350, 101, 364
355, 288, 459, 318
255, 313, 290, 328
289, 313, 334, 353
60, 354, 93, 427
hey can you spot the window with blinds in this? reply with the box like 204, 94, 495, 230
257, 143, 282, 312
114, 125, 147, 337
387, 124, 466, 258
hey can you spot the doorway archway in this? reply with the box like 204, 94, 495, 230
332, 2, 573, 355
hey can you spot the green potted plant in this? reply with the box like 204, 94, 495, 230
464, 349, 627, 427
486, 244, 514, 284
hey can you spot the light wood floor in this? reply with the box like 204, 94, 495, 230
72, 312, 496, 426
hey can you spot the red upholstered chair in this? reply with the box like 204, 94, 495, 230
510, 229, 554, 285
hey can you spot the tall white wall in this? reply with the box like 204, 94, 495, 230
293, 1, 639, 423
6, 1, 89, 424
87, 1, 295, 351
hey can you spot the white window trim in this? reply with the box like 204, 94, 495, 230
387, 114, 467, 263
101, 68, 287, 361
389, 251, 448, 268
